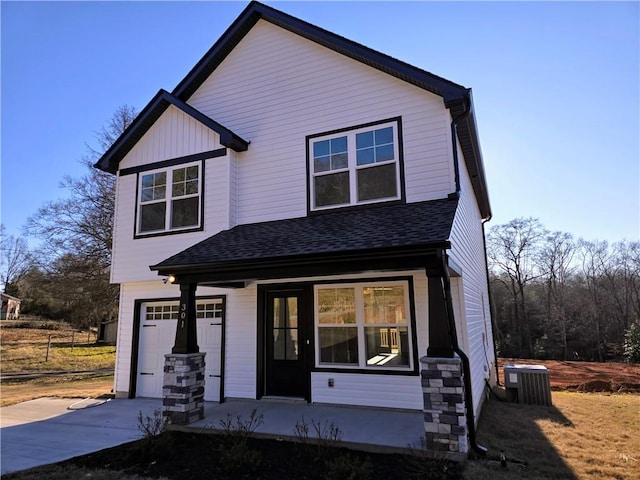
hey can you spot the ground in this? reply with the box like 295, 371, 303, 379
56, 431, 461, 480
498, 358, 640, 392
1, 324, 638, 480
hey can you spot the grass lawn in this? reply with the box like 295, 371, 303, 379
0, 323, 116, 373
0, 375, 114, 407
0, 321, 116, 406
464, 391, 639, 480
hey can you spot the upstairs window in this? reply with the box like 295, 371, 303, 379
137, 163, 201, 235
308, 119, 402, 211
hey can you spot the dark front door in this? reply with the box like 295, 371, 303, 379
264, 289, 309, 399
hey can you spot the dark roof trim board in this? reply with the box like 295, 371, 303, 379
94, 90, 249, 174
448, 94, 491, 219
151, 198, 457, 281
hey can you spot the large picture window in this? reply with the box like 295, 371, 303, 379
315, 281, 413, 370
137, 162, 201, 235
308, 119, 402, 211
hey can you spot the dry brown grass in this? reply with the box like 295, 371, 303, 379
0, 375, 114, 407
1, 322, 116, 406
0, 324, 115, 373
465, 391, 640, 480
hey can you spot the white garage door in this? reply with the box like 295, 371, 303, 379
137, 298, 224, 401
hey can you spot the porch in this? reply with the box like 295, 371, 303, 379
174, 398, 425, 454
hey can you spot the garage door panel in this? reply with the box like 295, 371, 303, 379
138, 299, 224, 402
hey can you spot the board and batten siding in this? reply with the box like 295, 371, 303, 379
187, 20, 456, 225
448, 141, 495, 423
120, 105, 222, 170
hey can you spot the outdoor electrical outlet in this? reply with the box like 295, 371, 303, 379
328, 378, 334, 387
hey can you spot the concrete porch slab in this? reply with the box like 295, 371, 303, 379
179, 398, 425, 454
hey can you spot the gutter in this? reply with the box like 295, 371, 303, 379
440, 251, 488, 457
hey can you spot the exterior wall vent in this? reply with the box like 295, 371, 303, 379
504, 364, 552, 406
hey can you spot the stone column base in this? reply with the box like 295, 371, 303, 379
420, 355, 468, 460
163, 352, 206, 425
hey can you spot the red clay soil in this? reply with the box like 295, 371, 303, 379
498, 358, 640, 392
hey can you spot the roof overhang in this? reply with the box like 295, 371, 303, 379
153, 243, 449, 285
150, 198, 458, 284
447, 93, 492, 220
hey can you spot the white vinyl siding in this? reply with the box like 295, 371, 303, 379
111, 155, 233, 284
223, 283, 257, 399
113, 281, 257, 400
311, 373, 422, 410
187, 20, 454, 224
114, 271, 428, 409
262, 270, 429, 410
448, 140, 495, 423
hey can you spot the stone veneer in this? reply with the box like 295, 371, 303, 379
163, 353, 206, 425
420, 355, 468, 460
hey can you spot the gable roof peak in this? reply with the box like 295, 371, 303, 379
172, 0, 469, 104
95, 89, 249, 174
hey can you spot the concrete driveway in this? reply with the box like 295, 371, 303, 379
0, 397, 162, 475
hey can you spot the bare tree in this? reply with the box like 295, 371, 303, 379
22, 106, 136, 326
538, 231, 575, 360
577, 240, 610, 361
0, 225, 32, 295
487, 218, 546, 357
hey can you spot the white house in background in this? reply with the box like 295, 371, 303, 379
1, 292, 21, 320
95, 1, 496, 456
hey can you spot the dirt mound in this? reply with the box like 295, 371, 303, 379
498, 358, 640, 393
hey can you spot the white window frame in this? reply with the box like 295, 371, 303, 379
308, 120, 401, 211
314, 280, 413, 371
136, 161, 202, 236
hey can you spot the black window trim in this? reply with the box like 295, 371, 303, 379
305, 117, 406, 215
119, 148, 226, 176
311, 275, 419, 375
132, 158, 208, 240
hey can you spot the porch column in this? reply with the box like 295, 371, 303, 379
173, 282, 199, 354
423, 262, 468, 459
420, 355, 468, 460
163, 281, 206, 425
426, 270, 454, 358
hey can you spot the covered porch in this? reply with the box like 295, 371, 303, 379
175, 397, 425, 454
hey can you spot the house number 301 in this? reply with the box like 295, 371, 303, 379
180, 303, 187, 328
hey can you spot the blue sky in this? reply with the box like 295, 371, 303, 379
1, 1, 638, 244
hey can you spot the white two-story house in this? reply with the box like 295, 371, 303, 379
96, 1, 495, 455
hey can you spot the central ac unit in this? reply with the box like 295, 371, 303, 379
504, 364, 552, 406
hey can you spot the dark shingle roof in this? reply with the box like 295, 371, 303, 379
151, 198, 457, 276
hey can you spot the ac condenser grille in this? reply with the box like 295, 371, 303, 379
504, 364, 552, 406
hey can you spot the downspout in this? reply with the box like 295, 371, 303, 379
449, 96, 470, 198
440, 251, 488, 456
